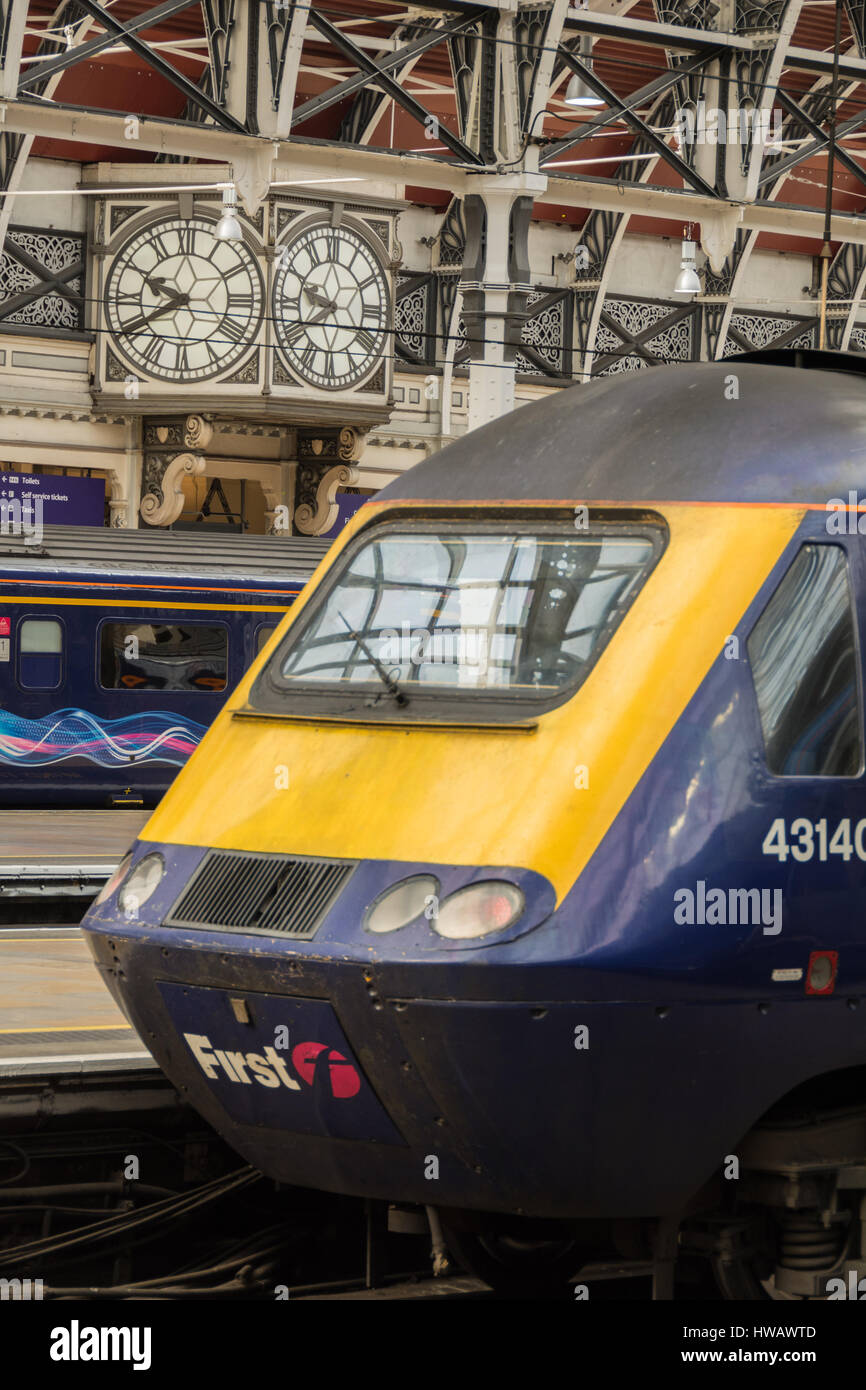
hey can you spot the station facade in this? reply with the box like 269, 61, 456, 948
0, 0, 864, 542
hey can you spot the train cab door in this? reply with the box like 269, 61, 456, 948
0, 610, 68, 802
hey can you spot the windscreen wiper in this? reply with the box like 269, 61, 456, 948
336, 611, 409, 708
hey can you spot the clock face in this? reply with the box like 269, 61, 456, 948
105, 216, 263, 382
273, 222, 389, 390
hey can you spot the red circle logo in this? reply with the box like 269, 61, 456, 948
292, 1042, 361, 1099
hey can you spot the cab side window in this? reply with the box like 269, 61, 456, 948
18, 618, 63, 689
748, 544, 861, 776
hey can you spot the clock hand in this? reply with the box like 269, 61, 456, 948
284, 303, 333, 343
122, 293, 190, 335
304, 285, 337, 311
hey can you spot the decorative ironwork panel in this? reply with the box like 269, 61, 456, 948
202, 0, 237, 107
722, 310, 817, 354
849, 324, 866, 352
593, 296, 699, 376
435, 271, 469, 364
395, 272, 436, 366
515, 7, 549, 131
0, 226, 86, 331
515, 290, 569, 378
437, 198, 466, 269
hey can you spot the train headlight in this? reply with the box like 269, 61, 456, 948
433, 882, 525, 940
93, 851, 133, 906
364, 875, 440, 933
118, 853, 165, 916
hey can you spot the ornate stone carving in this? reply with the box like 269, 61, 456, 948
108, 472, 129, 529
294, 461, 359, 535
275, 206, 302, 240
140, 452, 205, 527
359, 365, 386, 393
109, 204, 147, 236
296, 426, 363, 463
272, 356, 295, 386
106, 347, 131, 382
144, 418, 185, 448
364, 218, 391, 250
184, 414, 213, 450
224, 352, 260, 384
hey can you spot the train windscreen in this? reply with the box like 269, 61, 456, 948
252, 519, 664, 717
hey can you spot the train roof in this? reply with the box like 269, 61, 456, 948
379, 353, 866, 509
0, 524, 331, 583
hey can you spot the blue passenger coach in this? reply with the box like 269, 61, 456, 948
0, 525, 327, 807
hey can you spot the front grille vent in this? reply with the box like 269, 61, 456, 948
165, 850, 355, 940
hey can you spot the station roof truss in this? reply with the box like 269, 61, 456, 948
1, 0, 866, 354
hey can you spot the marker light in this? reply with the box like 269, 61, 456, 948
433, 881, 525, 940
364, 875, 440, 933
118, 853, 166, 915
806, 950, 838, 995
93, 851, 132, 906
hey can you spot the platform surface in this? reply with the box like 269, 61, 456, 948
0, 928, 153, 1075
0, 809, 148, 865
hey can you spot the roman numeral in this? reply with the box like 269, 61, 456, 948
355, 328, 378, 356
149, 232, 172, 261
223, 317, 248, 343
137, 334, 166, 366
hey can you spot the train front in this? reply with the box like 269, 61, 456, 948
79, 467, 805, 1227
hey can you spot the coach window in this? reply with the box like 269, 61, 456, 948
99, 622, 228, 693
255, 623, 278, 656
18, 618, 63, 689
748, 545, 861, 776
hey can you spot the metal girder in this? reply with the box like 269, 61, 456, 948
522, 0, 569, 135
201, 0, 236, 109
556, 172, 866, 245
757, 101, 866, 187
292, 14, 482, 128
17, 0, 199, 92
0, 0, 101, 255
0, 0, 27, 101
6, 93, 866, 249
306, 8, 484, 163
562, 7, 866, 84
71, 0, 247, 134
541, 48, 722, 165
552, 43, 719, 197
776, 86, 866, 194
262, 0, 310, 139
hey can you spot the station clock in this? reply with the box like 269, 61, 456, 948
103, 215, 263, 383
272, 218, 389, 391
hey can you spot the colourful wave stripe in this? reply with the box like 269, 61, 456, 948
0, 706, 205, 768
